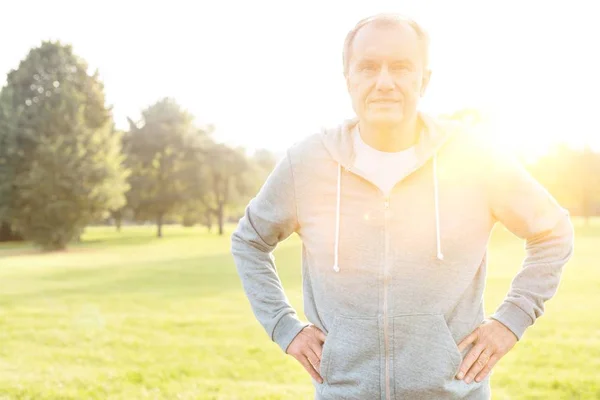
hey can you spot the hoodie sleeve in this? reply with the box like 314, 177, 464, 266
485, 146, 574, 341
230, 150, 309, 353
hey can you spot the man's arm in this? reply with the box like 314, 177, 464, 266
454, 145, 575, 384
230, 150, 309, 353
486, 147, 575, 340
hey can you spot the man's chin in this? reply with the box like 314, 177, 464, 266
365, 113, 405, 127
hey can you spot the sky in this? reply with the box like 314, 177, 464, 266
1, 0, 599, 156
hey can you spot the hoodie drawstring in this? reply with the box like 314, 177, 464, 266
433, 153, 444, 260
333, 163, 342, 272
332, 155, 444, 273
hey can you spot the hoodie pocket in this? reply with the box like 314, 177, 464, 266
392, 314, 462, 397
393, 314, 462, 399
319, 315, 381, 398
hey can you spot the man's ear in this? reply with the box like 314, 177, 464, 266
420, 69, 432, 97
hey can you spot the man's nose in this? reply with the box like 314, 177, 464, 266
375, 65, 394, 91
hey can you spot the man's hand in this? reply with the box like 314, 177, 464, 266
286, 325, 327, 384
455, 319, 518, 384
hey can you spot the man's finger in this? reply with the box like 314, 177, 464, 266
314, 327, 326, 343
309, 339, 323, 361
457, 329, 478, 352
298, 354, 323, 384
305, 348, 322, 374
475, 354, 500, 383
456, 342, 485, 380
464, 347, 493, 384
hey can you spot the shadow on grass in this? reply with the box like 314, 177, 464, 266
80, 228, 212, 247
0, 243, 124, 259
0, 229, 231, 258
0, 245, 301, 305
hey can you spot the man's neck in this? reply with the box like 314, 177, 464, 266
358, 117, 420, 153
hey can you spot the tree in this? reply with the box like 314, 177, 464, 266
0, 86, 18, 241
252, 148, 278, 174
201, 144, 255, 235
125, 98, 209, 237
0, 41, 129, 250
530, 144, 600, 225
109, 207, 124, 232
180, 201, 213, 231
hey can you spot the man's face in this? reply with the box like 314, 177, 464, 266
346, 23, 431, 127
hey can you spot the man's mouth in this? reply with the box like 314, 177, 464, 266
370, 99, 400, 105
370, 99, 399, 103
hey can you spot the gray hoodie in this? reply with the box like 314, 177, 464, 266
230, 114, 574, 399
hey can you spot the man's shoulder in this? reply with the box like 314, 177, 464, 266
438, 119, 523, 180
286, 131, 330, 163
437, 118, 500, 157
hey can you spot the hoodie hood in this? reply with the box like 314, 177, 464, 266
320, 112, 456, 172
320, 112, 457, 271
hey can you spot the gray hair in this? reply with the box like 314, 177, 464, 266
342, 13, 430, 76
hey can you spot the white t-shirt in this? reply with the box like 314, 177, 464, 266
352, 125, 418, 197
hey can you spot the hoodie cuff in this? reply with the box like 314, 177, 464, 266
272, 313, 310, 353
490, 302, 534, 341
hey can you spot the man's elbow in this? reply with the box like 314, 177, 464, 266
544, 212, 575, 263
561, 213, 575, 261
526, 211, 575, 263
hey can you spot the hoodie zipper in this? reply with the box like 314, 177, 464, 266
383, 196, 391, 400
344, 165, 393, 399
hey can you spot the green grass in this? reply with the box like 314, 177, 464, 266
0, 221, 598, 399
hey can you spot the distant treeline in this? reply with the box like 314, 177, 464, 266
442, 109, 600, 225
0, 41, 275, 249
1, 42, 597, 250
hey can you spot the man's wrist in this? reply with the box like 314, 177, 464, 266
490, 302, 533, 341
272, 313, 310, 353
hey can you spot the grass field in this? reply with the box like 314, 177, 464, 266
0, 221, 598, 399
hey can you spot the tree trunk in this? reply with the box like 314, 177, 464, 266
205, 209, 213, 233
217, 203, 224, 236
0, 221, 23, 242
115, 211, 122, 232
0, 221, 13, 242
157, 213, 163, 238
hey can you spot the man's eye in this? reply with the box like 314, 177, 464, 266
360, 64, 378, 72
391, 64, 412, 72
